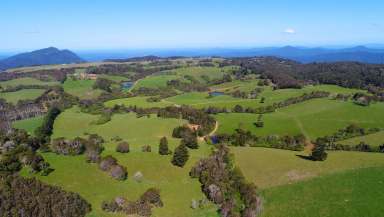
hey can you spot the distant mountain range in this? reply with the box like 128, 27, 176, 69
1, 46, 384, 71
78, 46, 384, 63
0, 47, 84, 71
221, 46, 384, 64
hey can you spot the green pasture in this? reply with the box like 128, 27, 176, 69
261, 166, 384, 217
0, 89, 45, 104
98, 74, 130, 82
12, 116, 44, 136
170, 66, 228, 82
52, 107, 187, 151
34, 106, 221, 217
165, 84, 362, 110
63, 78, 103, 99
232, 147, 384, 188
216, 99, 384, 139
339, 131, 384, 147
134, 74, 180, 89
105, 96, 174, 108
0, 77, 59, 88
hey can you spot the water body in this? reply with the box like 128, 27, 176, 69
209, 91, 225, 97
121, 81, 133, 90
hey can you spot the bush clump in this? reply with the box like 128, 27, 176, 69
116, 141, 130, 153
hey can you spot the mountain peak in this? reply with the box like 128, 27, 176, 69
0, 47, 84, 70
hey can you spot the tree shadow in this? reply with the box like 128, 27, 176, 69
295, 154, 314, 161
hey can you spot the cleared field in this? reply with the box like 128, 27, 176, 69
12, 116, 44, 136
215, 112, 302, 136
52, 107, 187, 151
43, 107, 222, 217
212, 81, 363, 95
134, 74, 180, 89
232, 147, 384, 188
63, 78, 103, 99
339, 131, 384, 147
216, 99, 384, 139
171, 66, 228, 82
0, 89, 45, 104
105, 96, 174, 108
134, 66, 230, 90
261, 167, 384, 217
21, 147, 218, 217
0, 77, 59, 87
98, 74, 130, 82
165, 84, 362, 110
166, 92, 257, 108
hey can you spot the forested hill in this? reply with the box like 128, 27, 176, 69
227, 57, 384, 90
0, 47, 84, 71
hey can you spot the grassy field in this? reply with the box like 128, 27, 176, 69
216, 99, 384, 139
261, 166, 384, 217
232, 147, 384, 188
63, 78, 104, 99
98, 74, 130, 82
0, 77, 59, 87
339, 131, 384, 147
170, 66, 228, 83
105, 96, 174, 108
26, 106, 222, 217
164, 84, 363, 110
10, 63, 384, 217
12, 116, 44, 136
134, 74, 181, 89
0, 89, 45, 104
21, 148, 218, 217
52, 107, 188, 151
134, 66, 230, 90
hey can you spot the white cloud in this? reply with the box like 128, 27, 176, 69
283, 28, 296, 34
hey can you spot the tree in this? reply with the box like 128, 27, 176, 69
93, 78, 112, 92
171, 144, 189, 167
35, 107, 61, 143
311, 142, 328, 161
233, 105, 244, 113
181, 135, 199, 149
159, 137, 169, 155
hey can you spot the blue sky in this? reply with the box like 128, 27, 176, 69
1, 0, 384, 51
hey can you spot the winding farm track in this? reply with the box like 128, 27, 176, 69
198, 121, 219, 141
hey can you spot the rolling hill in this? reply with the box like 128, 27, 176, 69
0, 47, 84, 71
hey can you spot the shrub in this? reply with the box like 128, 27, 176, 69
254, 121, 264, 128
142, 145, 152, 152
109, 165, 128, 180
51, 137, 85, 155
140, 188, 163, 207
85, 150, 101, 163
99, 155, 117, 171
116, 141, 130, 153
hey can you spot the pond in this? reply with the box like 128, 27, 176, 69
209, 91, 225, 97
121, 81, 134, 90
